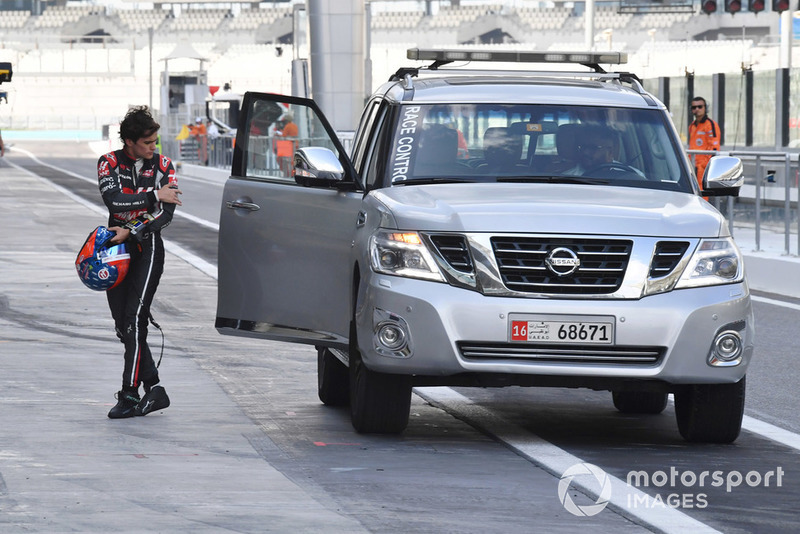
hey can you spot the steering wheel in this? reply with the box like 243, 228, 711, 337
584, 162, 645, 179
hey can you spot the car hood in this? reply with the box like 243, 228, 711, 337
370, 183, 726, 237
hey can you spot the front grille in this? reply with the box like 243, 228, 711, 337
429, 234, 473, 273
458, 341, 663, 366
650, 241, 690, 278
490, 237, 632, 295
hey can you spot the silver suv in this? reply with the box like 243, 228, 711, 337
216, 49, 752, 443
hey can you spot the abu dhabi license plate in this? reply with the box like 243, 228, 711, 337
509, 315, 614, 344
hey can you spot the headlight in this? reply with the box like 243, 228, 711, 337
675, 238, 744, 289
369, 230, 445, 282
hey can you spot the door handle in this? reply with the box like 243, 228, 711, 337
356, 210, 367, 227
226, 200, 261, 211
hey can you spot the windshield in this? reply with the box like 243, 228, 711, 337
385, 103, 691, 192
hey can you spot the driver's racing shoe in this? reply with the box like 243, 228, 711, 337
135, 386, 170, 416
108, 390, 140, 419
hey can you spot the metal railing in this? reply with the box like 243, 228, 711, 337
173, 135, 235, 169
689, 149, 800, 256
190, 144, 800, 257
162, 133, 800, 258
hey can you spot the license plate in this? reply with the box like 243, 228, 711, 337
509, 315, 614, 344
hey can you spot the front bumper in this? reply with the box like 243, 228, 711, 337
356, 273, 754, 386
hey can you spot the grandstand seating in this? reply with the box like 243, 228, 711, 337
228, 7, 291, 31
371, 11, 424, 30
0, 10, 30, 29
426, 4, 504, 29
574, 6, 633, 30
516, 7, 571, 31
116, 9, 168, 33
10, 3, 728, 50
636, 11, 692, 29
0, 1, 783, 133
167, 9, 228, 32
33, 5, 98, 28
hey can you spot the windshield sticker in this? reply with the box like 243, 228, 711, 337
391, 106, 422, 183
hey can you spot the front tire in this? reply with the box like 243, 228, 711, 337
317, 347, 349, 406
612, 390, 668, 414
348, 320, 411, 433
674, 377, 746, 443
349, 354, 412, 433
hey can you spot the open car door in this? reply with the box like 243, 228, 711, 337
215, 92, 362, 349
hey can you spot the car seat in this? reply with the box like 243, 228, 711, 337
416, 124, 460, 172
546, 123, 583, 173
480, 127, 523, 172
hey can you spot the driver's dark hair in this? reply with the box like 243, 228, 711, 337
119, 106, 160, 144
691, 96, 707, 107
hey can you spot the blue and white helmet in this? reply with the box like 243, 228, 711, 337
75, 226, 130, 291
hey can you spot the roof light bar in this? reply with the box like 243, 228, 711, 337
406, 48, 627, 66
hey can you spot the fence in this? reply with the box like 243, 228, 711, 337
176, 134, 235, 168
188, 129, 355, 174
185, 143, 800, 257
690, 149, 800, 256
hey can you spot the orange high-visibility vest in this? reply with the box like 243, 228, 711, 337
275, 139, 294, 158
689, 116, 720, 184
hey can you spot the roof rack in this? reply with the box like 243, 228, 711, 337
391, 48, 643, 92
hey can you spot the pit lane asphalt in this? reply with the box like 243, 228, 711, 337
0, 152, 661, 533
4, 145, 800, 534
0, 156, 371, 533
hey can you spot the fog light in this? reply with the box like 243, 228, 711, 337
372, 308, 413, 358
708, 330, 743, 367
377, 322, 406, 350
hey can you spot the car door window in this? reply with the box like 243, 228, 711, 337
351, 98, 382, 172
241, 97, 340, 183
362, 103, 393, 191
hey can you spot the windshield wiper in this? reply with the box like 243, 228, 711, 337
497, 175, 610, 185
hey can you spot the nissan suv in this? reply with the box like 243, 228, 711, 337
216, 49, 752, 443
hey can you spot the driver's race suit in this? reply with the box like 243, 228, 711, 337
97, 149, 177, 391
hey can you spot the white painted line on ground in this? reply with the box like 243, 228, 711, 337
415, 386, 721, 534
6, 157, 107, 218
8, 156, 218, 279
17, 149, 800, 482
10, 146, 220, 231
667, 394, 800, 455
741, 415, 800, 453
164, 240, 218, 280
751, 294, 800, 312
177, 171, 229, 186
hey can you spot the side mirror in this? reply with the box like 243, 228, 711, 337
294, 147, 346, 187
702, 156, 743, 197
